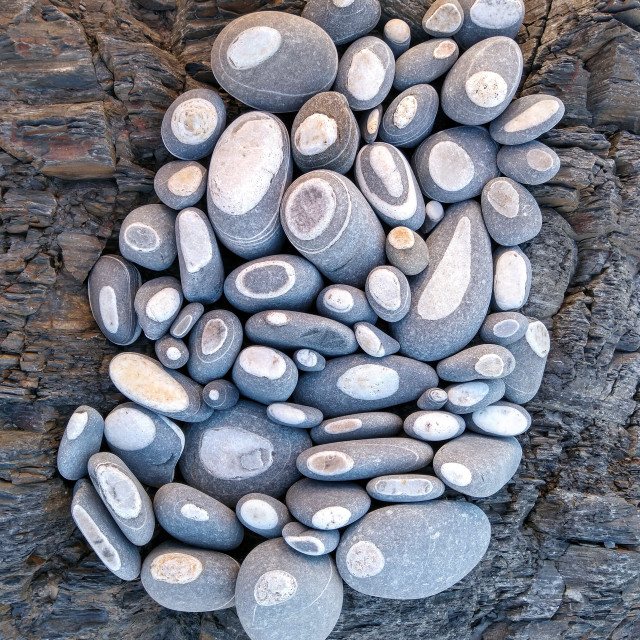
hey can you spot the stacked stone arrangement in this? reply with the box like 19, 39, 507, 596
57, 1, 563, 638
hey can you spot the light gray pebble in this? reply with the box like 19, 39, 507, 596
267, 402, 324, 428
455, 0, 525, 50
497, 140, 561, 185
394, 39, 459, 91
465, 400, 531, 436
155, 334, 189, 369
365, 265, 411, 322
311, 412, 403, 444
480, 311, 529, 346
383, 18, 411, 56
436, 343, 516, 382
354, 322, 400, 357
404, 410, 466, 442
444, 378, 506, 414
422, 0, 464, 37
282, 522, 340, 556
421, 199, 445, 233
236, 493, 292, 538
293, 349, 327, 372
58, 406, 104, 481
417, 387, 448, 411
366, 473, 446, 502
134, 276, 183, 341
492, 246, 532, 311
316, 285, 378, 325
154, 161, 207, 210
170, 302, 204, 339
385, 226, 430, 276
203, 379, 240, 410
302, 0, 381, 45
360, 105, 383, 144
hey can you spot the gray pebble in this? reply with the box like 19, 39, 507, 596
492, 245, 532, 311
154, 160, 207, 210
480, 311, 529, 346
497, 140, 561, 185
155, 334, 189, 369
383, 19, 411, 57
302, 0, 381, 45
404, 410, 466, 441
465, 400, 531, 436
57, 406, 104, 481
455, 0, 525, 50
311, 412, 403, 444
293, 349, 327, 372
422, 199, 445, 233
354, 322, 400, 357
416, 387, 448, 411
422, 0, 464, 37
134, 276, 183, 341
436, 343, 516, 382
236, 493, 292, 538
267, 402, 324, 428
365, 265, 411, 322
444, 378, 506, 414
203, 379, 240, 410
385, 226, 430, 276
170, 302, 204, 339
360, 104, 383, 143
394, 39, 459, 91
282, 522, 340, 556
316, 284, 378, 325
366, 473, 446, 502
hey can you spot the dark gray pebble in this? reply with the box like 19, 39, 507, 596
497, 140, 561, 185
365, 265, 411, 322
394, 39, 459, 91
170, 302, 204, 339
134, 276, 183, 341
385, 226, 430, 276
311, 411, 403, 444
480, 311, 529, 346
155, 334, 189, 369
360, 105, 383, 143
302, 0, 381, 45
416, 387, 448, 411
154, 161, 207, 210
236, 493, 292, 538
444, 378, 506, 414
203, 379, 240, 410
293, 349, 327, 372
436, 343, 516, 382
282, 522, 340, 556
57, 406, 104, 481
316, 284, 378, 325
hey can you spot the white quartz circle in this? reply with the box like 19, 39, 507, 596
368, 268, 402, 311
373, 477, 435, 497
393, 96, 418, 130
473, 404, 528, 435
369, 145, 404, 198
240, 499, 279, 530
166, 346, 182, 361
171, 98, 219, 146
284, 177, 337, 241
146, 288, 181, 323
269, 403, 306, 425
465, 71, 508, 108
470, 0, 523, 29
346, 540, 385, 578
167, 165, 204, 196
324, 287, 355, 312
238, 346, 287, 380
347, 48, 386, 102
254, 570, 297, 606
413, 412, 463, 441
487, 179, 519, 218
296, 349, 318, 368
306, 451, 355, 476
434, 40, 457, 59
236, 260, 296, 299
295, 113, 338, 156
494, 250, 528, 309
325, 418, 363, 434
201, 318, 228, 355
150, 552, 203, 584
425, 3, 463, 33
475, 353, 505, 377
181, 503, 209, 521
312, 506, 352, 530
266, 311, 290, 327
493, 318, 520, 337
179, 209, 213, 273
355, 324, 384, 357
429, 141, 474, 192
527, 148, 554, 171
440, 462, 472, 486
95, 463, 142, 520
227, 26, 282, 70
384, 19, 410, 43
105, 406, 156, 451
447, 381, 489, 407
337, 364, 400, 400
123, 222, 160, 253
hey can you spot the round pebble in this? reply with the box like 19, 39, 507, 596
480, 311, 529, 346
154, 161, 207, 210
497, 140, 561, 185
293, 349, 327, 372
316, 284, 378, 325
365, 265, 411, 323
383, 19, 411, 57
385, 226, 430, 276
404, 410, 466, 442
267, 402, 323, 428
202, 379, 240, 410
455, 0, 525, 50
422, 0, 464, 37
492, 246, 532, 311
465, 400, 532, 436
394, 39, 459, 91
436, 343, 516, 382
417, 387, 448, 411
155, 334, 189, 369
236, 493, 292, 538
444, 378, 506, 414
134, 276, 183, 341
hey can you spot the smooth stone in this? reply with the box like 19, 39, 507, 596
295, 354, 438, 417
267, 402, 324, 428
333, 36, 395, 111
224, 254, 323, 313
442, 36, 523, 125
394, 39, 459, 91
203, 380, 240, 410
492, 246, 532, 311
455, 0, 525, 50
188, 310, 243, 384
210, 12, 338, 112
58, 406, 104, 481
232, 346, 298, 405
291, 91, 360, 174
503, 318, 550, 403
296, 437, 433, 481
71, 479, 141, 581
336, 501, 490, 598
383, 19, 411, 57
360, 105, 383, 144
390, 200, 493, 361
286, 478, 371, 529
281, 170, 386, 287
180, 400, 311, 507
302, 0, 381, 45
88, 452, 155, 546
366, 474, 446, 502
134, 276, 183, 341
433, 432, 522, 497
497, 141, 561, 185
355, 142, 426, 230
175, 207, 225, 304
379, 84, 439, 148
422, 0, 464, 37
154, 483, 244, 550
161, 88, 226, 160
294, 349, 327, 372
155, 334, 189, 369
207, 112, 291, 259
444, 378, 506, 414
417, 387, 448, 411
170, 302, 204, 339
385, 227, 430, 276
109, 352, 212, 423
245, 310, 358, 357
490, 94, 565, 145
311, 412, 403, 444
154, 160, 207, 210
412, 126, 499, 203
422, 199, 445, 233
481, 177, 542, 245
354, 322, 400, 357
104, 403, 184, 488
480, 311, 529, 346
365, 265, 411, 323
235, 538, 343, 640
88, 255, 141, 346
141, 542, 238, 612
282, 522, 340, 556
465, 401, 531, 436
236, 493, 292, 538
404, 410, 465, 442
436, 343, 516, 382
316, 285, 378, 325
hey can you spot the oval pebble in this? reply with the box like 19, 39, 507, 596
267, 402, 323, 428
416, 387, 448, 411
311, 412, 403, 444
154, 161, 207, 210
444, 378, 506, 414
57, 406, 104, 481
360, 104, 383, 144
404, 410, 466, 442
202, 379, 240, 410
422, 0, 464, 37
455, 0, 525, 50
170, 302, 204, 339
492, 246, 532, 311
365, 265, 411, 322
293, 349, 327, 372
422, 199, 445, 233
155, 334, 189, 369
302, 0, 381, 45
354, 322, 400, 358
383, 18, 411, 57
465, 400, 531, 436
436, 343, 516, 382
134, 276, 183, 341
394, 39, 459, 91
366, 474, 446, 502
497, 140, 561, 185
385, 226, 430, 276
236, 493, 292, 538
316, 284, 378, 325
282, 522, 340, 556
480, 311, 529, 346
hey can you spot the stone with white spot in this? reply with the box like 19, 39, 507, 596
422, 199, 446, 233
465, 401, 531, 436
492, 245, 532, 311
360, 104, 383, 144
394, 39, 459, 91
436, 343, 516, 382
154, 160, 207, 210
302, 0, 381, 45
282, 522, 340, 556
433, 432, 522, 497
134, 276, 183, 341
88, 452, 155, 545
179, 400, 311, 507
480, 311, 529, 346
455, 0, 525, 50
170, 302, 204, 339
295, 353, 437, 417
267, 402, 324, 428
336, 501, 490, 598
58, 406, 104, 481
141, 542, 239, 612
354, 322, 400, 357
404, 410, 466, 442
422, 0, 464, 37
161, 89, 226, 160
365, 265, 411, 322
442, 36, 523, 125
154, 483, 244, 550
311, 411, 403, 444
202, 379, 240, 410
417, 387, 448, 411
211, 12, 338, 112
316, 285, 378, 325
444, 378, 506, 414
281, 170, 385, 287
293, 349, 327, 372
391, 200, 493, 361
235, 538, 343, 640
366, 473, 446, 502
383, 18, 411, 56
497, 140, 561, 185
155, 334, 189, 370
355, 142, 426, 230
236, 493, 292, 538
385, 226, 430, 276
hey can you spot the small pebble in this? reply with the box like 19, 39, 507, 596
404, 410, 466, 441
365, 265, 411, 322
316, 284, 378, 325
154, 161, 207, 210
480, 311, 529, 346
492, 246, 532, 311
417, 387, 448, 411
454, 0, 525, 50
394, 39, 459, 91
170, 302, 204, 339
202, 380, 240, 410
465, 400, 531, 436
293, 349, 327, 372
422, 199, 445, 233
444, 378, 506, 414
57, 405, 104, 481
282, 522, 340, 556
311, 412, 403, 444
422, 0, 464, 37
155, 334, 189, 369
385, 226, 430, 276
366, 473, 446, 502
236, 493, 292, 538
354, 322, 400, 357
134, 276, 183, 341
436, 343, 516, 382
383, 18, 411, 56
267, 402, 324, 428
497, 140, 561, 185
303, 0, 381, 45
360, 104, 383, 144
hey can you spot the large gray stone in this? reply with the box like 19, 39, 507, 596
302, 0, 381, 45
311, 411, 403, 444
454, 0, 525, 50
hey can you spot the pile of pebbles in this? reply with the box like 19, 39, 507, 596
57, 1, 561, 638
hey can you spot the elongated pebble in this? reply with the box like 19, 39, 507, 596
282, 522, 340, 556
436, 343, 516, 382
303, 0, 381, 45
385, 227, 429, 276
417, 387, 448, 411
294, 349, 326, 372
365, 265, 411, 322
236, 493, 292, 538
492, 246, 532, 311
155, 334, 189, 369
311, 412, 403, 444
394, 39, 459, 91
465, 401, 531, 436
267, 402, 323, 428
366, 473, 445, 502
316, 285, 378, 325
58, 406, 104, 481
422, 0, 464, 37
404, 410, 465, 442
134, 276, 183, 341
170, 302, 204, 339
383, 19, 411, 57
455, 0, 525, 50
497, 141, 560, 185
354, 322, 400, 357
360, 105, 383, 144
480, 311, 528, 346
154, 161, 207, 210
203, 380, 240, 410
444, 378, 505, 414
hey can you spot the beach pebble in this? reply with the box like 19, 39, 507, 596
316, 285, 378, 325
154, 161, 207, 210
291, 91, 360, 174
294, 353, 438, 417
333, 36, 395, 111
365, 265, 411, 322
436, 343, 516, 382
455, 0, 525, 50
422, 199, 445, 233
336, 501, 490, 598
404, 410, 466, 442
57, 406, 104, 481
235, 538, 343, 640
293, 349, 327, 372
355, 142, 426, 230
286, 478, 371, 529
141, 542, 238, 612
366, 474, 446, 502
236, 493, 292, 538
88, 452, 155, 546
154, 483, 244, 550
465, 401, 531, 436
385, 227, 430, 276
180, 400, 311, 507
412, 125, 499, 202
207, 111, 291, 259
88, 255, 141, 346
232, 346, 298, 405
302, 0, 381, 45
203, 380, 240, 410
224, 254, 323, 314
394, 39, 459, 91
360, 105, 383, 144
354, 322, 400, 357
282, 522, 340, 556
383, 19, 411, 56
422, 0, 464, 37
444, 378, 506, 414
210, 12, 338, 112
480, 311, 529, 346
267, 403, 324, 429
433, 432, 522, 497
497, 141, 561, 185
416, 387, 448, 411
296, 437, 433, 481
155, 334, 189, 369
442, 36, 523, 125
481, 177, 542, 246
187, 310, 243, 384
492, 246, 532, 311
170, 302, 204, 339
390, 200, 493, 361
311, 412, 403, 444
161, 89, 226, 160
71, 479, 141, 581
134, 276, 183, 341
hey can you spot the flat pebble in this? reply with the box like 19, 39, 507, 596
316, 285, 378, 325
455, 0, 525, 50
302, 0, 381, 45
422, 0, 464, 37
465, 400, 531, 436
366, 474, 446, 502
385, 226, 430, 276
444, 378, 506, 414
394, 39, 459, 91
170, 302, 204, 339
354, 322, 400, 357
360, 104, 383, 143
203, 379, 240, 410
383, 19, 411, 56
480, 311, 529, 346
154, 161, 207, 210
497, 140, 561, 185
293, 349, 327, 372
404, 410, 465, 441
236, 493, 292, 538
492, 246, 532, 311
155, 334, 189, 369
267, 402, 324, 428
436, 343, 516, 382
311, 412, 403, 444
365, 265, 411, 322
416, 387, 448, 411
282, 522, 340, 556
134, 276, 183, 341
57, 406, 104, 481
